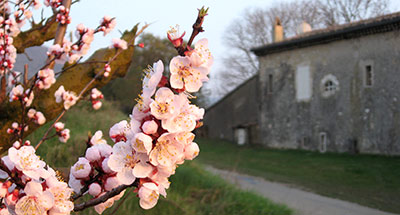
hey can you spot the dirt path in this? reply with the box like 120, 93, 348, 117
205, 166, 398, 215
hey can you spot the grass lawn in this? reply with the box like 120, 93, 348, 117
27, 102, 292, 215
196, 138, 400, 214
79, 162, 292, 215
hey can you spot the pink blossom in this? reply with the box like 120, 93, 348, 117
189, 38, 213, 72
138, 182, 159, 209
15, 181, 55, 215
109, 120, 129, 142
100, 16, 116, 36
9, 85, 23, 102
46, 176, 74, 215
169, 56, 208, 92
184, 142, 200, 160
54, 122, 65, 132
149, 87, 180, 120
108, 141, 152, 185
162, 94, 196, 133
71, 157, 91, 179
27, 108, 36, 119
68, 173, 83, 194
37, 68, 56, 90
54, 85, 78, 110
59, 128, 70, 143
149, 133, 184, 167
8, 145, 49, 180
132, 133, 153, 155
110, 38, 128, 50
34, 111, 46, 125
90, 130, 107, 145
142, 60, 164, 98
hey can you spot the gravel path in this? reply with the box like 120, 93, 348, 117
205, 166, 398, 215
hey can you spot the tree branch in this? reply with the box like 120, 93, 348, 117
73, 180, 138, 212
13, 15, 58, 53
0, 25, 141, 153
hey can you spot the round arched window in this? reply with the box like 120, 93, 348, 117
320, 74, 339, 98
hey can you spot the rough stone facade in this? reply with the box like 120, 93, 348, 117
203, 76, 260, 145
205, 13, 400, 155
257, 30, 400, 155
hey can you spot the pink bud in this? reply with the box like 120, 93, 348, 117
104, 176, 120, 191
85, 146, 101, 162
101, 158, 114, 174
88, 183, 102, 196
92, 101, 102, 110
12, 141, 21, 149
142, 120, 158, 135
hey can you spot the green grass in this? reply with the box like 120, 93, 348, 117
26, 102, 292, 215
79, 162, 292, 215
197, 138, 400, 214
29, 100, 127, 167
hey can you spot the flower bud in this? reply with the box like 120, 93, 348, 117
88, 183, 102, 196
142, 120, 158, 135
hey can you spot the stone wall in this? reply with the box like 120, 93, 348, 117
258, 30, 400, 155
203, 76, 260, 144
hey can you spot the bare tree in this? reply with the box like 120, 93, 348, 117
319, 0, 390, 26
215, 0, 392, 96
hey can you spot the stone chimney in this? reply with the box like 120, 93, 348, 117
272, 17, 283, 43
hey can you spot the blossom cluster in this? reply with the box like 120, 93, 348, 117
54, 122, 70, 143
44, 0, 71, 25
90, 88, 104, 110
54, 86, 78, 110
46, 15, 121, 65
0, 0, 42, 75
68, 38, 213, 213
0, 144, 74, 215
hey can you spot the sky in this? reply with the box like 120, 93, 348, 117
38, 0, 400, 102
63, 0, 276, 96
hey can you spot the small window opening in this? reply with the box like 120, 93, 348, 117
324, 80, 336, 92
320, 74, 339, 98
319, 132, 327, 153
268, 74, 273, 93
365, 65, 373, 87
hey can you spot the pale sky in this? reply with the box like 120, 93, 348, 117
65, 0, 275, 77
40, 0, 400, 102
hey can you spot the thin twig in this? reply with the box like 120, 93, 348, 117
73, 181, 138, 212
108, 189, 131, 215
34, 110, 66, 150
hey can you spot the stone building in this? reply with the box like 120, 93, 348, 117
204, 12, 400, 155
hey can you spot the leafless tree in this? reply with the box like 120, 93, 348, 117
319, 0, 390, 26
215, 0, 391, 96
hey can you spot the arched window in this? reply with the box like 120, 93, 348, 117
320, 74, 339, 98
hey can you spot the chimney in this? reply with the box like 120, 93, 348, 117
272, 17, 283, 43
296, 21, 312, 35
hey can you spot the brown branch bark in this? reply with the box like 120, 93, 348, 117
73, 181, 137, 212
13, 15, 58, 53
0, 25, 139, 153
0, 76, 5, 104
